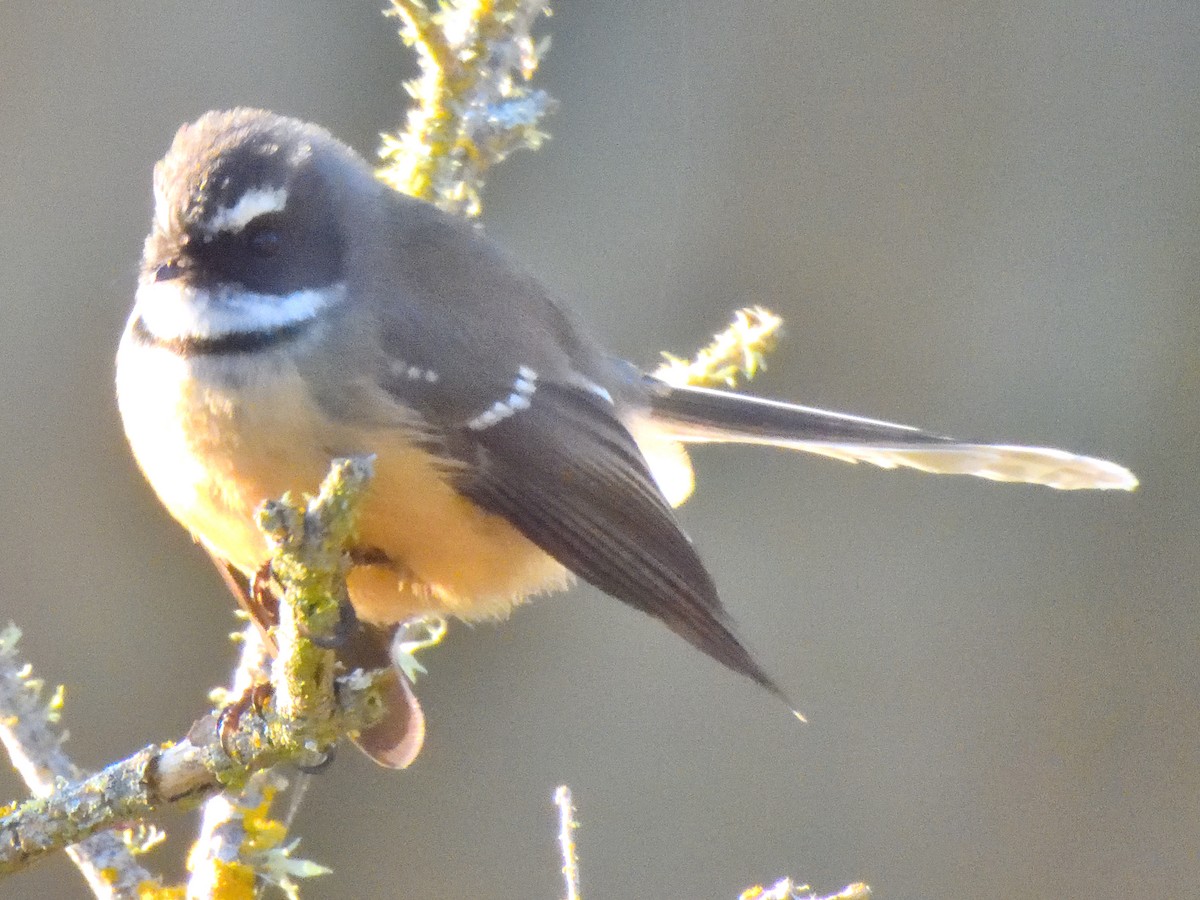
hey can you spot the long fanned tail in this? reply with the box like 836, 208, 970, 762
643, 379, 1137, 491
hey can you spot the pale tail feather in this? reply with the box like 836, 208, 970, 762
644, 381, 1137, 492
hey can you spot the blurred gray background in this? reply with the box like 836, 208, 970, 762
1, 2, 1196, 898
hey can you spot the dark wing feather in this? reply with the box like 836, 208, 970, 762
345, 196, 787, 699
451, 382, 787, 701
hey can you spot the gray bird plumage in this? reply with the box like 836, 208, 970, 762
119, 109, 1136, 765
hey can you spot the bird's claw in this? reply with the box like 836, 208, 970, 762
216, 680, 275, 756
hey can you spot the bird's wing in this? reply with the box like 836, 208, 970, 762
442, 379, 787, 700
327, 202, 784, 696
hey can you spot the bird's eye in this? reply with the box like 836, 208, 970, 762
245, 221, 281, 258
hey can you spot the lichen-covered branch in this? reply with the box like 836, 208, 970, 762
378, 0, 556, 216
186, 765, 327, 900
184, 456, 382, 898
184, 628, 330, 899
185, 626, 274, 899
260, 457, 371, 746
0, 663, 386, 880
0, 626, 159, 897
0, 459, 389, 882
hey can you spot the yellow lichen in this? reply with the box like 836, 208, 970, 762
655, 306, 784, 388
137, 882, 186, 900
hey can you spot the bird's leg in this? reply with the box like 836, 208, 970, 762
249, 560, 281, 635
201, 558, 281, 753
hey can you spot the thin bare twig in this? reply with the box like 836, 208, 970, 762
553, 785, 580, 900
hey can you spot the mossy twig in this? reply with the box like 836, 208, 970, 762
184, 456, 377, 897
0, 460, 388, 883
654, 306, 784, 389
378, 0, 555, 215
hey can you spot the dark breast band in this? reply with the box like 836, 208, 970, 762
131, 314, 314, 357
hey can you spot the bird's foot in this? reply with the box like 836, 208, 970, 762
216, 679, 275, 756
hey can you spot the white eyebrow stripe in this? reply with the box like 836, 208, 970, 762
205, 186, 289, 234
134, 280, 344, 341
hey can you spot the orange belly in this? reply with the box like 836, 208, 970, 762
116, 338, 569, 625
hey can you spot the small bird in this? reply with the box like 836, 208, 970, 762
116, 109, 1137, 767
